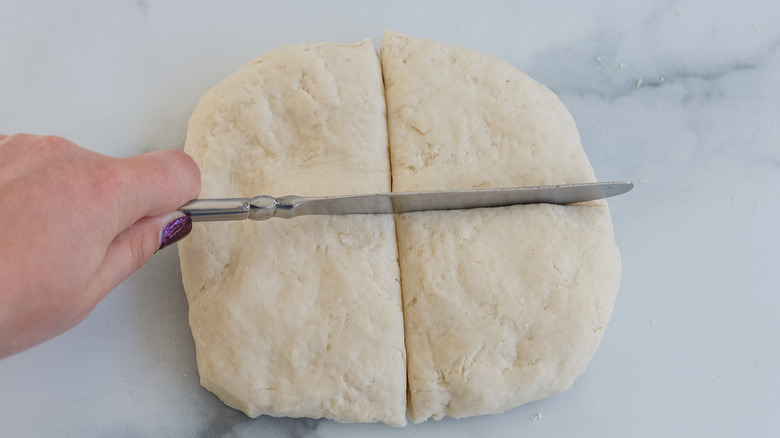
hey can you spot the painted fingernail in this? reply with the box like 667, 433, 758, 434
158, 215, 192, 250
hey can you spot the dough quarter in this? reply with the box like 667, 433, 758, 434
179, 39, 407, 426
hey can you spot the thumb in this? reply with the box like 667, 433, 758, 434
89, 212, 192, 296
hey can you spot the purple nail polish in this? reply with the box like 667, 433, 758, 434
158, 216, 192, 250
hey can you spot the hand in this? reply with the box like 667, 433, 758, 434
0, 134, 200, 359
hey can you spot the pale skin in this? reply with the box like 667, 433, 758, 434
0, 134, 201, 359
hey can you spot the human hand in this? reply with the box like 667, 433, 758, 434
0, 134, 200, 359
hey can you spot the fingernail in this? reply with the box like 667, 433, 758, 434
158, 215, 192, 250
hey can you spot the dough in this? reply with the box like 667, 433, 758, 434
180, 31, 622, 427
179, 39, 407, 426
381, 30, 621, 422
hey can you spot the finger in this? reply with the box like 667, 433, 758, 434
0, 134, 7, 141
107, 149, 200, 232
89, 212, 192, 295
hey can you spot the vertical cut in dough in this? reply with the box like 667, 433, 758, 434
179, 39, 407, 426
382, 30, 621, 422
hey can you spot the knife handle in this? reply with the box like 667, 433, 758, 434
179, 196, 277, 222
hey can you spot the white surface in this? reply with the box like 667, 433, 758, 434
1, 1, 779, 436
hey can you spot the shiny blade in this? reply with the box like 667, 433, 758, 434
181, 182, 633, 222
271, 181, 633, 220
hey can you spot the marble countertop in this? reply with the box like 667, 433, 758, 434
2, 1, 778, 436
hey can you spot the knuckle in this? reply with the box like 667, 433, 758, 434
39, 135, 76, 153
171, 149, 202, 196
149, 149, 202, 199
168, 149, 199, 174
40, 134, 69, 145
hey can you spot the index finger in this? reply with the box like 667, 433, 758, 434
105, 149, 201, 233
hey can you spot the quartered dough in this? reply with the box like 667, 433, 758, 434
382, 30, 621, 422
179, 39, 407, 427
180, 31, 622, 427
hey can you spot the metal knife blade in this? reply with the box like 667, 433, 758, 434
179, 181, 633, 222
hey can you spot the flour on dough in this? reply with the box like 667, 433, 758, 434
179, 39, 407, 426
381, 30, 621, 422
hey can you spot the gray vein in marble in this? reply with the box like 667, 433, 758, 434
286, 418, 321, 438
522, 25, 780, 103
134, 0, 148, 15
197, 407, 252, 438
195, 407, 323, 438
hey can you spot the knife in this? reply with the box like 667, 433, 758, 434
179, 181, 633, 222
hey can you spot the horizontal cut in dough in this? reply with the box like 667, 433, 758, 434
381, 30, 621, 422
179, 39, 407, 427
